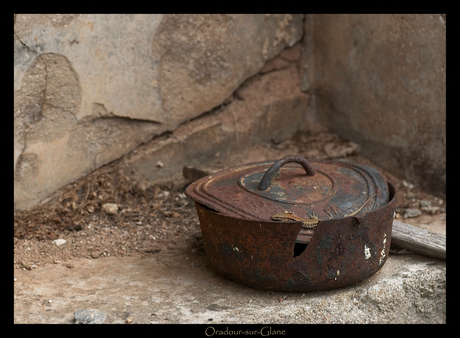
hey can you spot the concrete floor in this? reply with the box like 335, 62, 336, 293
14, 243, 446, 324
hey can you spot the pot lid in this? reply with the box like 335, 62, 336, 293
185, 155, 389, 223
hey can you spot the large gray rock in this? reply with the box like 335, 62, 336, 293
14, 14, 304, 210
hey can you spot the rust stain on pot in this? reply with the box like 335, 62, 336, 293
186, 156, 397, 292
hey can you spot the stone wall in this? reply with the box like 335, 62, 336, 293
302, 14, 446, 198
14, 14, 446, 210
14, 14, 304, 210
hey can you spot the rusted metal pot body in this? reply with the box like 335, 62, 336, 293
187, 157, 397, 292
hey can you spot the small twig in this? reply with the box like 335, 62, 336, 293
76, 181, 92, 214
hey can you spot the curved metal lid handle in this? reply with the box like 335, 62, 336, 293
258, 155, 316, 191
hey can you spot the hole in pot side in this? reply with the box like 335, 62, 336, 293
293, 243, 308, 258
293, 227, 314, 258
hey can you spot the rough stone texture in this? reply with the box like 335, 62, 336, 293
122, 63, 309, 183
73, 309, 107, 324
152, 14, 303, 127
14, 251, 445, 324
304, 14, 446, 198
14, 14, 304, 210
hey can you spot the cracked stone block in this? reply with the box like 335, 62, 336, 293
14, 14, 304, 210
123, 65, 309, 183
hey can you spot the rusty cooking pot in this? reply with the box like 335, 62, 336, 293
185, 155, 397, 292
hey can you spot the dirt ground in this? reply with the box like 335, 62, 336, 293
13, 129, 446, 273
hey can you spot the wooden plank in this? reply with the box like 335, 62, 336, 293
391, 221, 446, 260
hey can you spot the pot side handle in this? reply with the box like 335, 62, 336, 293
258, 155, 316, 191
